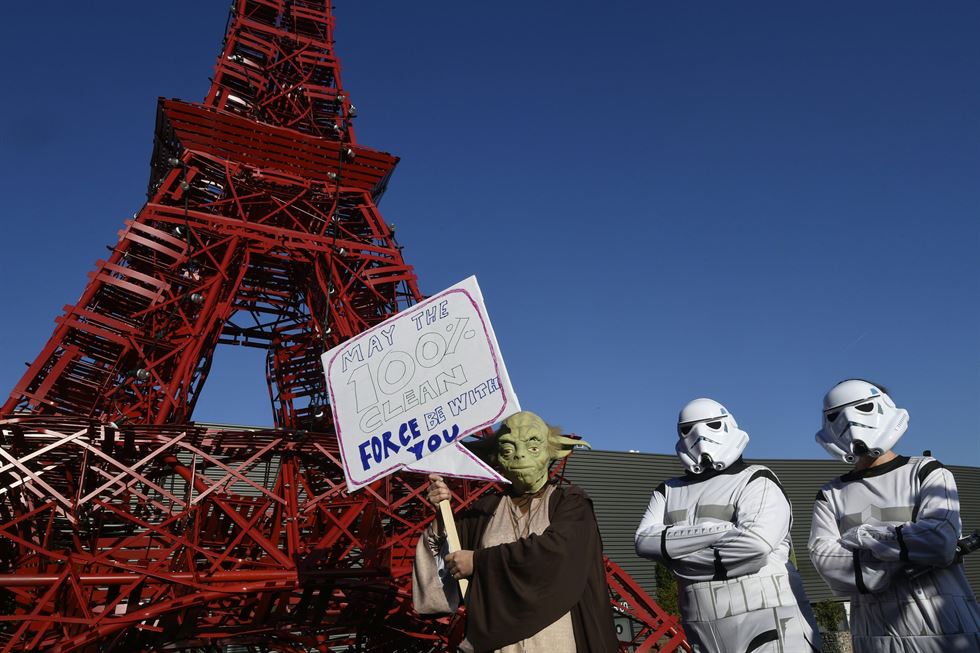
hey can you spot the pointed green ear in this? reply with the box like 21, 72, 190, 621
552, 435, 590, 459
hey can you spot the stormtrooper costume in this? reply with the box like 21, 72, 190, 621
809, 380, 980, 653
636, 399, 821, 653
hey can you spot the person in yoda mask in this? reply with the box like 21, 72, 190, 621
412, 411, 619, 653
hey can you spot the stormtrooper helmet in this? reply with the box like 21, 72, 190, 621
676, 398, 750, 474
815, 379, 909, 463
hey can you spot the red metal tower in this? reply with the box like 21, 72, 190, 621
0, 2, 688, 651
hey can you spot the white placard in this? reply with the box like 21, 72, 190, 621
404, 441, 507, 481
322, 276, 519, 491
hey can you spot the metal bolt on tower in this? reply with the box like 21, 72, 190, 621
0, 2, 689, 651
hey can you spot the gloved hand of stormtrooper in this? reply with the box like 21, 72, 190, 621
839, 524, 899, 560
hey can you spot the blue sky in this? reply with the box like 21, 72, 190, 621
0, 2, 977, 466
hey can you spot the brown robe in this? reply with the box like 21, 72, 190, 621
456, 482, 619, 653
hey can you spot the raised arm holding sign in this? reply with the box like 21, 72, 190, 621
321, 276, 517, 607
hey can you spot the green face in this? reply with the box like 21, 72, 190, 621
497, 424, 551, 494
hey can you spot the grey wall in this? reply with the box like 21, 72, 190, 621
562, 449, 980, 604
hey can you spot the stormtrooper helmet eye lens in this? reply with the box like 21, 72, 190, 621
679, 424, 693, 436
706, 421, 722, 430
856, 402, 874, 413
825, 411, 840, 423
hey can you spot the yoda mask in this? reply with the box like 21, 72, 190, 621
491, 411, 589, 495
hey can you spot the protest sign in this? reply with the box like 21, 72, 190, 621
404, 438, 503, 480
322, 276, 519, 491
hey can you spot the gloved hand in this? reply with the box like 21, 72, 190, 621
839, 524, 898, 560
838, 526, 859, 550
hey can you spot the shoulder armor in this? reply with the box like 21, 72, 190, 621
745, 464, 790, 504
914, 457, 945, 484
746, 465, 782, 488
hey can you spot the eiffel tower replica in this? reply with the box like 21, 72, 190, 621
0, 2, 688, 651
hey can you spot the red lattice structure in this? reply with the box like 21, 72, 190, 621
0, 2, 689, 651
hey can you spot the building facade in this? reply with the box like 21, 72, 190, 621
563, 449, 980, 604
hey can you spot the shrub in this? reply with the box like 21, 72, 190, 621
654, 563, 679, 617
813, 599, 846, 633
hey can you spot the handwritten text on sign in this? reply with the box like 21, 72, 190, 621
323, 277, 519, 490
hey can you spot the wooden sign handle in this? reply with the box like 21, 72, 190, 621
438, 499, 469, 598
